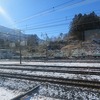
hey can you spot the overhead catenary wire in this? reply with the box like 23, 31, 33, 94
25, 28, 68, 34
18, 11, 100, 30
18, 10, 99, 28
22, 20, 70, 30
1, 18, 99, 38
12, 0, 85, 25
24, 23, 69, 30
20, 18, 69, 29
13, 0, 74, 23
8, 0, 99, 27
23, 19, 100, 31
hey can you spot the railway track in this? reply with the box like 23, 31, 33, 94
0, 64, 99, 90
11, 85, 40, 100
25, 60, 100, 63
0, 65, 100, 75
0, 72, 100, 90
0, 64, 100, 69
0, 59, 100, 63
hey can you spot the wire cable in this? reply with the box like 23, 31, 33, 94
13, 0, 84, 24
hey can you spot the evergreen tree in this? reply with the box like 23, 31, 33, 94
69, 12, 100, 40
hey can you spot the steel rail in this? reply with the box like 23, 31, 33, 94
0, 66, 100, 75
0, 72, 100, 90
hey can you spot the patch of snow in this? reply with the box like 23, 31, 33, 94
0, 61, 100, 100
0, 87, 19, 100
38, 84, 100, 100
0, 61, 100, 67
0, 69, 100, 81
0, 77, 38, 92
0, 77, 39, 100
30, 95, 60, 100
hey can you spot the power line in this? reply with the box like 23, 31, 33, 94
0, 20, 99, 42
25, 27, 68, 33
12, 0, 84, 25
24, 23, 69, 30
20, 18, 68, 29
22, 19, 70, 30
18, 10, 100, 29
24, 20, 100, 31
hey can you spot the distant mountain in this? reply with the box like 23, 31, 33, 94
0, 25, 42, 43
0, 25, 27, 42
0, 25, 16, 34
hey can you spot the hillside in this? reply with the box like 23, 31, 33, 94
0, 25, 28, 42
61, 35, 100, 57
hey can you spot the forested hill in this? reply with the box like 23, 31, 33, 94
68, 12, 100, 41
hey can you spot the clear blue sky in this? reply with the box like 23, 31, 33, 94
0, 0, 100, 38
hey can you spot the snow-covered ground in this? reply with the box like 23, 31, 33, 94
0, 77, 39, 100
0, 66, 100, 81
24, 62, 100, 67
30, 95, 60, 100
0, 61, 100, 67
0, 87, 20, 100
30, 84, 100, 100
0, 82, 99, 100
0, 61, 100, 100
44, 84, 100, 99
0, 68, 100, 81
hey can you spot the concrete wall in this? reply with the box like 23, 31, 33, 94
84, 29, 100, 41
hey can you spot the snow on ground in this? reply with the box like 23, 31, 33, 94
0, 77, 39, 100
16, 83, 100, 100
0, 69, 100, 81
38, 84, 100, 100
0, 61, 100, 67
0, 77, 38, 92
0, 61, 100, 100
23, 62, 100, 67
30, 95, 60, 100
0, 87, 19, 100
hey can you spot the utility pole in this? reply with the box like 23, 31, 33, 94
45, 33, 48, 61
18, 30, 22, 64
46, 43, 48, 60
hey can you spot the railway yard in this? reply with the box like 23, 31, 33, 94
0, 60, 100, 100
